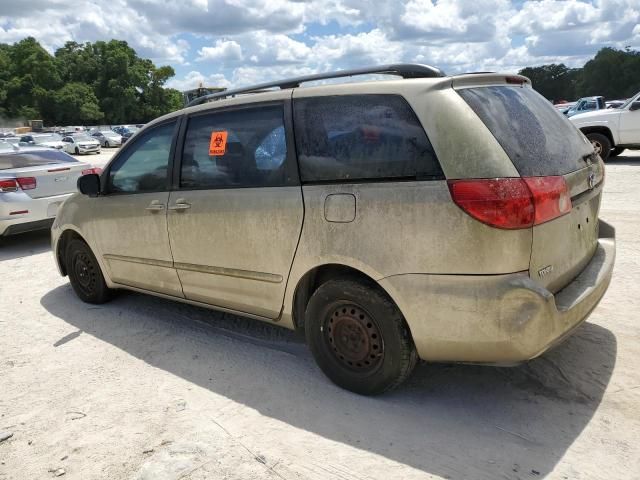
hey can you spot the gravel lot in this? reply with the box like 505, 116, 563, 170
0, 152, 639, 480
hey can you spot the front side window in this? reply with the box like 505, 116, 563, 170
108, 121, 176, 193
180, 105, 290, 189
294, 94, 443, 183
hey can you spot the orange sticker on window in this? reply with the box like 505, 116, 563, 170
209, 131, 228, 156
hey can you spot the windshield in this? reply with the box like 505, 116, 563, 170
34, 134, 62, 143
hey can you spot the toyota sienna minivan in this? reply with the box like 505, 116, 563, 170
52, 64, 615, 395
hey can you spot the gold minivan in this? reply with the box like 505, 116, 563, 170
52, 65, 616, 395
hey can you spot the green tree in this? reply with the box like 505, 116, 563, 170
575, 47, 640, 99
54, 83, 104, 124
518, 64, 578, 102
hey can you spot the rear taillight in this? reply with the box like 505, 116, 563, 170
81, 167, 103, 176
0, 179, 19, 193
523, 176, 571, 225
16, 177, 37, 190
448, 176, 571, 230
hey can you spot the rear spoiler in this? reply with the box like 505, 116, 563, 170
451, 73, 531, 90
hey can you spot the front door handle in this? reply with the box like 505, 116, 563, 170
145, 200, 165, 212
169, 199, 191, 211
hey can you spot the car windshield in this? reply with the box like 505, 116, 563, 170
34, 134, 62, 143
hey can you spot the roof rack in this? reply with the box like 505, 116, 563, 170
186, 63, 445, 107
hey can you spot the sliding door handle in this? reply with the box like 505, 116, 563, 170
145, 201, 165, 212
169, 199, 191, 211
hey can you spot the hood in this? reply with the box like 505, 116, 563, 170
569, 109, 619, 121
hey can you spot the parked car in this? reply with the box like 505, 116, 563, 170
61, 134, 101, 155
554, 102, 575, 114
92, 130, 122, 148
565, 96, 606, 117
570, 91, 640, 160
52, 65, 615, 394
1, 148, 100, 237
19, 133, 65, 150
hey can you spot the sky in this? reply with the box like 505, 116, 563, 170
0, 0, 639, 91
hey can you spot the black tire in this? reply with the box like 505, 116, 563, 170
586, 133, 612, 161
305, 279, 417, 395
609, 147, 625, 158
74, 147, 80, 155
66, 239, 113, 304
104, 141, 109, 148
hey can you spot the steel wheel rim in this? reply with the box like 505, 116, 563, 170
324, 304, 384, 373
73, 252, 97, 295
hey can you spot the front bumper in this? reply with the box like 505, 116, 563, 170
378, 219, 616, 363
78, 145, 100, 154
0, 192, 74, 236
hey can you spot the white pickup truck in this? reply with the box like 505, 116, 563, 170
570, 91, 640, 161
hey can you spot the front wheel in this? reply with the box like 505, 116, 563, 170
305, 279, 417, 395
586, 133, 612, 161
104, 141, 109, 148
74, 147, 80, 155
66, 239, 113, 304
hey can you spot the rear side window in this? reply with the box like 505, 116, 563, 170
458, 86, 593, 176
180, 105, 293, 189
294, 94, 443, 183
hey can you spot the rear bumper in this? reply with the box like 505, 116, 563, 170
378, 219, 616, 363
0, 192, 74, 236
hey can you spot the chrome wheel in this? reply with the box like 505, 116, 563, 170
591, 139, 602, 155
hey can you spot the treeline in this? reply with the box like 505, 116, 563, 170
0, 37, 183, 126
519, 47, 640, 102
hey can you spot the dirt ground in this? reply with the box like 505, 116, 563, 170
1, 152, 639, 480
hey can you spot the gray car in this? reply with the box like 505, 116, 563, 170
92, 130, 123, 148
51, 64, 615, 394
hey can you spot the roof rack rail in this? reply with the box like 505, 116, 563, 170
186, 63, 445, 107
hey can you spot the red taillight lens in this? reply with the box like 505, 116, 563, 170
0, 179, 19, 192
81, 167, 103, 176
448, 178, 534, 229
16, 177, 36, 190
523, 176, 571, 225
448, 176, 572, 230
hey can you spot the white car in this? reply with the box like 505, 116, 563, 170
570, 91, 640, 160
62, 134, 101, 155
0, 146, 100, 237
19, 133, 65, 150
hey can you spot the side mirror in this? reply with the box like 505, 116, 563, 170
629, 101, 640, 111
77, 173, 101, 197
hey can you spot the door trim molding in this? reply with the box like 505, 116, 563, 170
175, 262, 283, 284
103, 254, 173, 269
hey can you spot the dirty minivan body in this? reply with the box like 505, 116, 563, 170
52, 65, 615, 395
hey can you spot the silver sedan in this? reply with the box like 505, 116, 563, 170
91, 130, 122, 148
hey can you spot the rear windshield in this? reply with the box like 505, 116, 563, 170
458, 86, 593, 176
0, 150, 77, 170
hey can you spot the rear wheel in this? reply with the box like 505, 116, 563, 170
586, 133, 612, 161
305, 279, 417, 395
66, 239, 113, 304
74, 146, 80, 155
609, 147, 625, 158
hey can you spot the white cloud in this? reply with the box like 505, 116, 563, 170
166, 70, 231, 90
197, 40, 243, 63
